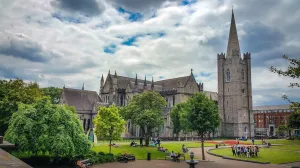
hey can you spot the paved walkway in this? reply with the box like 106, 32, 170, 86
92, 147, 295, 168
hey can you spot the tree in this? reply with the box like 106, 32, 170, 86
94, 105, 125, 153
288, 110, 300, 130
41, 87, 62, 104
270, 55, 300, 109
0, 79, 43, 135
4, 97, 91, 157
277, 125, 289, 136
170, 103, 183, 140
184, 93, 220, 160
120, 91, 166, 146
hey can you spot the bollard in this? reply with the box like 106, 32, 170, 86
147, 152, 151, 161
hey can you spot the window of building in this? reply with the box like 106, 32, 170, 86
226, 69, 231, 82
244, 126, 247, 132
241, 69, 245, 81
166, 97, 168, 107
120, 95, 124, 106
173, 95, 175, 106
227, 115, 229, 120
87, 119, 90, 130
241, 89, 245, 94
83, 119, 86, 131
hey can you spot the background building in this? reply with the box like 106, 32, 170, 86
253, 104, 297, 137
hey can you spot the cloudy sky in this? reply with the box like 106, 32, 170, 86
0, 0, 299, 106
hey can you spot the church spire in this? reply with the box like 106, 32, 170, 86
144, 76, 147, 86
82, 83, 84, 90
151, 77, 154, 88
134, 74, 138, 85
226, 8, 241, 58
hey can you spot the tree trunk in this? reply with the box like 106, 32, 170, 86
185, 133, 187, 141
109, 139, 112, 153
178, 133, 180, 141
201, 132, 205, 160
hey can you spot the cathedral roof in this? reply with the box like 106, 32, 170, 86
62, 87, 102, 111
116, 75, 152, 89
155, 76, 190, 91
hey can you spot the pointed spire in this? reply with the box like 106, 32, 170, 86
151, 77, 154, 89
226, 8, 241, 58
114, 70, 117, 78
108, 70, 110, 74
101, 74, 104, 82
144, 76, 147, 86
82, 83, 84, 90
134, 74, 138, 85
63, 84, 65, 88
191, 69, 193, 74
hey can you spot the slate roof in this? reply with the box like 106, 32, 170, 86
155, 76, 190, 91
62, 88, 102, 111
253, 104, 291, 111
116, 75, 152, 89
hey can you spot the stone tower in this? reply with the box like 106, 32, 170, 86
217, 9, 254, 138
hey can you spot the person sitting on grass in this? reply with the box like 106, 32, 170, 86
130, 141, 137, 147
150, 141, 155, 147
182, 144, 189, 153
110, 143, 120, 147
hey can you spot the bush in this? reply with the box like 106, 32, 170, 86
83, 150, 115, 164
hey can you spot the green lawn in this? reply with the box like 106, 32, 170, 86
247, 139, 300, 145
209, 147, 300, 164
270, 145, 300, 151
92, 142, 213, 160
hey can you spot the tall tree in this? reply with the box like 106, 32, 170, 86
0, 79, 42, 135
94, 105, 125, 153
270, 55, 300, 108
170, 103, 183, 140
288, 110, 300, 130
120, 91, 166, 146
184, 93, 220, 160
4, 97, 91, 157
41, 87, 62, 104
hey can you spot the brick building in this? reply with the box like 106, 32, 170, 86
253, 104, 295, 137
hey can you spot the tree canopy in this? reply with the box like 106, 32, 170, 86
41, 87, 62, 104
94, 105, 125, 153
183, 93, 220, 160
270, 55, 300, 108
288, 110, 300, 129
4, 97, 91, 157
170, 103, 183, 138
120, 91, 166, 146
0, 79, 43, 135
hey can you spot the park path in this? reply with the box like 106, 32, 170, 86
92, 146, 292, 168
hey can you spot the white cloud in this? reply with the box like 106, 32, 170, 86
0, 0, 299, 106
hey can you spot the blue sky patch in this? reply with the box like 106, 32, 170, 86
200, 72, 211, 77
52, 13, 86, 24
181, 0, 197, 6
159, 76, 164, 79
121, 32, 165, 46
117, 7, 143, 22
104, 44, 117, 54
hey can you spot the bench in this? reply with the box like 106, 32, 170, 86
76, 159, 92, 168
164, 153, 185, 162
117, 154, 136, 163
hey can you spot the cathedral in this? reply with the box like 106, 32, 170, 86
60, 9, 254, 138
217, 10, 254, 138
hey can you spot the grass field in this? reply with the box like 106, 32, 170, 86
209, 147, 300, 164
245, 139, 300, 145
92, 141, 214, 160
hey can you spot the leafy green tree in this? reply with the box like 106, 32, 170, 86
170, 103, 183, 140
4, 97, 91, 157
41, 87, 62, 104
94, 105, 125, 153
277, 125, 289, 136
179, 105, 191, 141
120, 91, 166, 146
0, 79, 42, 135
184, 93, 220, 160
288, 110, 300, 130
270, 55, 300, 109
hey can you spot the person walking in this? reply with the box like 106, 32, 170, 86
252, 138, 255, 145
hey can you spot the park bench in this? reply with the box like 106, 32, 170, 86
116, 154, 136, 163
76, 159, 92, 168
164, 153, 185, 162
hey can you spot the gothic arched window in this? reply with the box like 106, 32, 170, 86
120, 95, 124, 106
173, 95, 175, 106
241, 69, 245, 81
226, 69, 231, 82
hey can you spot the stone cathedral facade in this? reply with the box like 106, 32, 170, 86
217, 10, 254, 138
99, 70, 217, 138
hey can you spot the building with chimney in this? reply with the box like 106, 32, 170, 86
217, 9, 254, 138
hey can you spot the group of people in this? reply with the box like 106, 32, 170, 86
157, 146, 169, 153
130, 141, 138, 147
231, 145, 260, 157
109, 143, 120, 147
